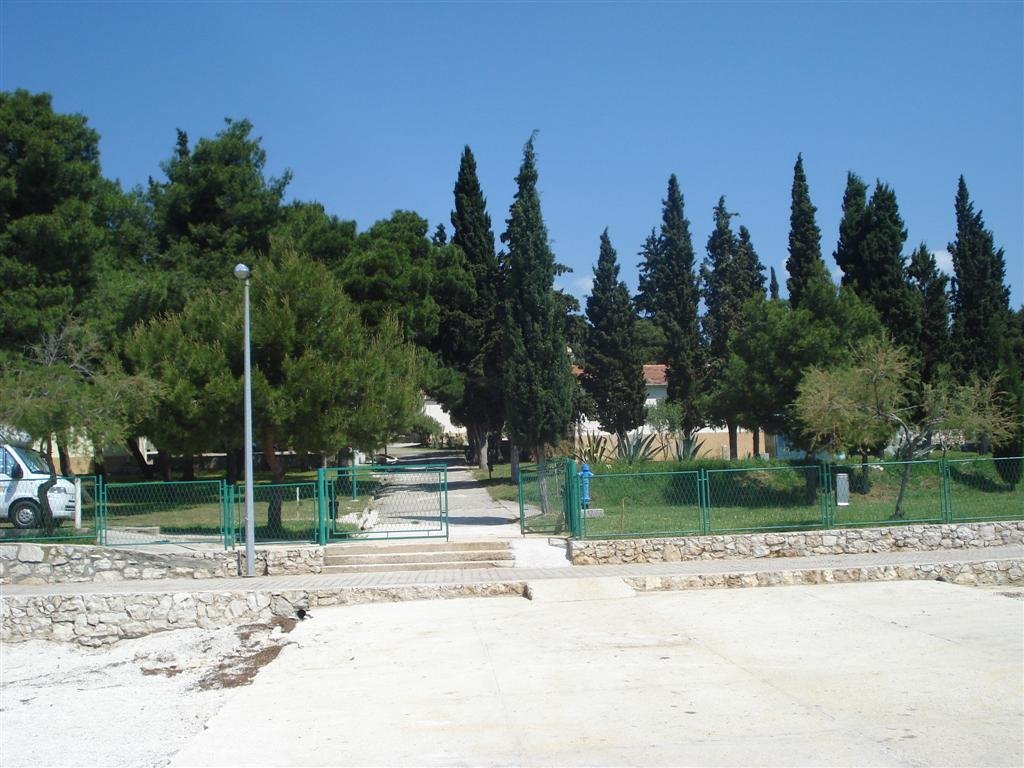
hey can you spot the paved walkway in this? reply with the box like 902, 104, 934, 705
4, 544, 1021, 597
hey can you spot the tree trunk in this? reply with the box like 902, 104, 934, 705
893, 460, 912, 519
126, 438, 154, 480
226, 448, 241, 485
475, 424, 489, 472
727, 421, 738, 460
181, 452, 195, 481
262, 427, 285, 533
56, 439, 73, 477
156, 451, 172, 482
36, 475, 58, 533
752, 428, 761, 458
856, 449, 872, 494
510, 441, 520, 485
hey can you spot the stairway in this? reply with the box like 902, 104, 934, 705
323, 540, 515, 574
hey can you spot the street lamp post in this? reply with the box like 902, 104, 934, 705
234, 263, 256, 577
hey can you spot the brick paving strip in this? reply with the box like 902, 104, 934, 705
4, 544, 1021, 597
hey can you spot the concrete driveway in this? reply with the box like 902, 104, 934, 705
170, 580, 1023, 767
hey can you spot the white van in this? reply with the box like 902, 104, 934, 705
0, 444, 77, 529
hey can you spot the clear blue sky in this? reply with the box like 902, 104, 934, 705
3, 1, 1022, 307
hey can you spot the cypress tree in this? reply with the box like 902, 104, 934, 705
701, 201, 766, 457
701, 197, 740, 376
949, 176, 1011, 381
431, 223, 447, 246
769, 267, 780, 300
736, 225, 767, 299
636, 175, 702, 432
785, 153, 828, 308
582, 230, 646, 441
854, 182, 918, 348
907, 243, 950, 385
449, 146, 504, 469
834, 172, 868, 285
501, 136, 573, 470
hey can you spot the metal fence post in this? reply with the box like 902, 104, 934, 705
316, 468, 328, 545
821, 463, 833, 529
563, 459, 581, 538
698, 468, 710, 535
97, 475, 106, 545
442, 465, 450, 541
941, 459, 953, 523
517, 466, 526, 534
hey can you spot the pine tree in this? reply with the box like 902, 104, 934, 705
582, 230, 646, 441
636, 175, 702, 432
785, 154, 828, 308
769, 267, 780, 300
907, 243, 950, 385
949, 176, 1011, 381
501, 136, 573, 469
853, 182, 918, 348
448, 146, 505, 469
834, 172, 868, 285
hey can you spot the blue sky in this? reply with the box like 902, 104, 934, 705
3, 1, 1022, 307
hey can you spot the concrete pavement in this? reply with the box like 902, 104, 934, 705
167, 580, 1024, 767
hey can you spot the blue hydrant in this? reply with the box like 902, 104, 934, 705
580, 463, 594, 509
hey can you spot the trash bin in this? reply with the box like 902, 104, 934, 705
836, 473, 850, 506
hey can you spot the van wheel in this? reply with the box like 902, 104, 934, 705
10, 500, 41, 529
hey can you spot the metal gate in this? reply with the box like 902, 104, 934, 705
317, 464, 448, 542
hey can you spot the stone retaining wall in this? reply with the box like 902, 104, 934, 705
569, 521, 1024, 565
627, 558, 1023, 592
0, 543, 323, 585
0, 583, 526, 647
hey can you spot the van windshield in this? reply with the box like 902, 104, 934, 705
11, 446, 52, 476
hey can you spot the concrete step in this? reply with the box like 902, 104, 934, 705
324, 540, 510, 556
323, 560, 514, 574
325, 549, 514, 567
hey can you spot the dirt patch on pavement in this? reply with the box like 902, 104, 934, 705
2, 617, 301, 768
198, 643, 285, 690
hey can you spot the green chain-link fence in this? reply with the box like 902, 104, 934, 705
829, 459, 945, 527
102, 479, 229, 546
946, 455, 1024, 521
579, 470, 702, 538
531, 455, 1023, 540
519, 462, 570, 534
233, 481, 320, 545
705, 464, 828, 533
317, 464, 448, 542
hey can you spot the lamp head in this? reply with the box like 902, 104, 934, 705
233, 263, 251, 281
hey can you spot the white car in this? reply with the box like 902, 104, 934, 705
0, 444, 77, 529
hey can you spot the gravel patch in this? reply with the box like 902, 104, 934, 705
0, 618, 296, 767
